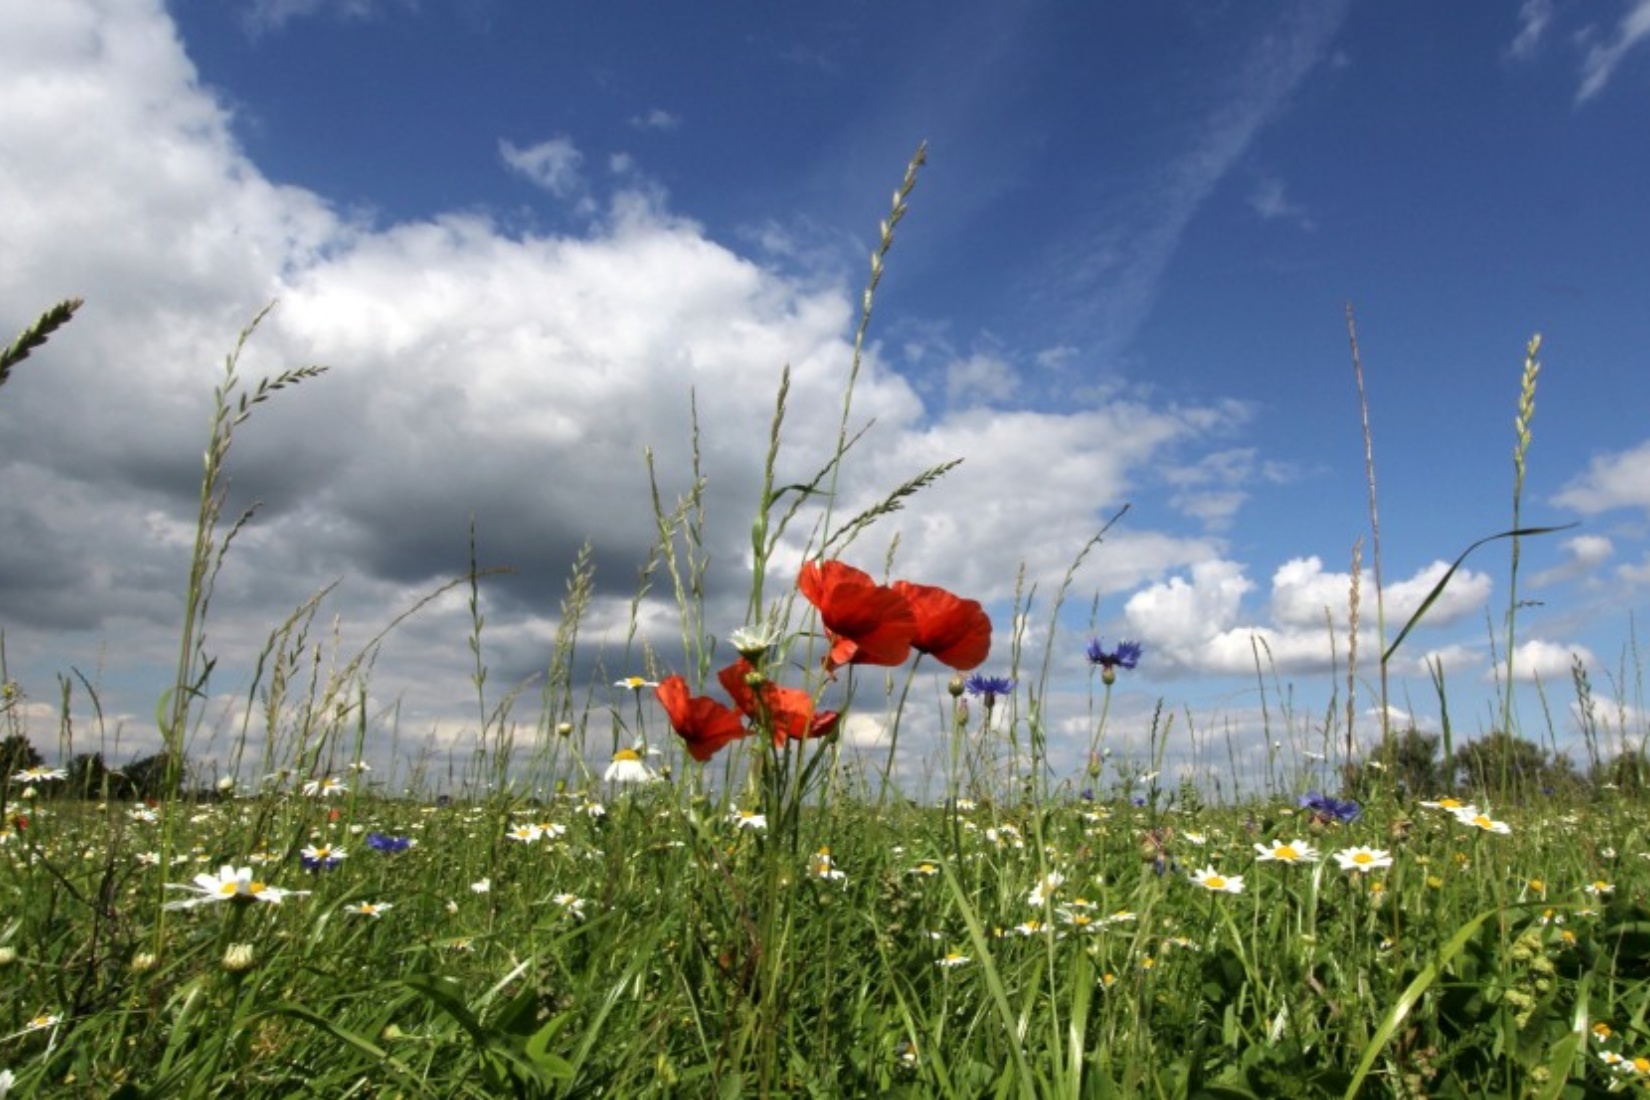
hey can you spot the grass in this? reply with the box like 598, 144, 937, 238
1, 150, 1646, 1098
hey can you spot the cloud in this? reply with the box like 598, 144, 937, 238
1247, 175, 1316, 230
1269, 556, 1491, 631
1124, 555, 1493, 677
629, 108, 681, 131
1554, 440, 1650, 513
499, 137, 585, 199
1502, 638, 1595, 683
1577, 0, 1650, 102
243, 0, 412, 35
1161, 448, 1273, 531
0, 0, 1252, 767
943, 353, 1020, 408
1507, 0, 1554, 61
1530, 534, 1613, 587
1044, 2, 1349, 357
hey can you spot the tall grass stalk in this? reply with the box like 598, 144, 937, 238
1500, 336, 1542, 758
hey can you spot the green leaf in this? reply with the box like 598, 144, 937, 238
1382, 525, 1576, 664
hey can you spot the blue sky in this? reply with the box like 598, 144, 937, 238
1, 0, 1647, 790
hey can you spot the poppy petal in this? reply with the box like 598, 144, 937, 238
656, 676, 747, 761
892, 580, 992, 671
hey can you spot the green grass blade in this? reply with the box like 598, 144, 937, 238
1382, 525, 1576, 664
1341, 905, 1506, 1100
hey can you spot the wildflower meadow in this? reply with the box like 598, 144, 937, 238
2, 152, 1649, 1098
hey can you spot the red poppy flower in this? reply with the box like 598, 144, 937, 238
655, 676, 748, 761
890, 580, 992, 671
717, 660, 841, 745
797, 560, 917, 672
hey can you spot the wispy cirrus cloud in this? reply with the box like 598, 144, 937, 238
1577, 0, 1650, 102
1043, 2, 1349, 361
1506, 0, 1554, 61
243, 0, 413, 35
499, 137, 586, 200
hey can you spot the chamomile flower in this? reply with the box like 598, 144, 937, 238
505, 823, 544, 843
1026, 871, 1065, 907
936, 951, 971, 968
727, 624, 780, 659
552, 893, 587, 919
808, 847, 846, 882
1334, 847, 1393, 874
613, 676, 659, 691
11, 767, 65, 783
164, 865, 309, 909
301, 776, 348, 798
1254, 839, 1319, 863
1190, 866, 1244, 894
347, 901, 392, 918
728, 809, 767, 831
603, 747, 658, 785
1452, 808, 1512, 834
1419, 796, 1468, 811
1059, 907, 1103, 932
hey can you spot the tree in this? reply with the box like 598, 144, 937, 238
0, 734, 42, 780
122, 752, 183, 802
1348, 727, 1445, 797
1591, 749, 1650, 796
1455, 730, 1581, 804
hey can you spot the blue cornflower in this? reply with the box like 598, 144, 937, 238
366, 832, 413, 854
963, 674, 1015, 708
1299, 791, 1361, 824
1085, 639, 1142, 684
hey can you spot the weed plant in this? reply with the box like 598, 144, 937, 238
0, 151, 1645, 1098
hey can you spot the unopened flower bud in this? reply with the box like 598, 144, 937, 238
0, 946, 17, 967
947, 674, 966, 698
130, 951, 157, 973
222, 943, 256, 972
556, 722, 574, 738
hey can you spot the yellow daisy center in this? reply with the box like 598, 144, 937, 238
1274, 845, 1299, 860
613, 748, 640, 762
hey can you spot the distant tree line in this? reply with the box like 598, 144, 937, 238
1342, 726, 1650, 804
0, 734, 185, 802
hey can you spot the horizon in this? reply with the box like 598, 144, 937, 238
2, 1, 1648, 791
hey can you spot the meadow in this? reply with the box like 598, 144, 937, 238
1, 152, 1646, 1098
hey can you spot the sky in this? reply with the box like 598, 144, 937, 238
1, 0, 1648, 794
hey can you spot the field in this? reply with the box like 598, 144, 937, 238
1, 157, 1646, 1098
